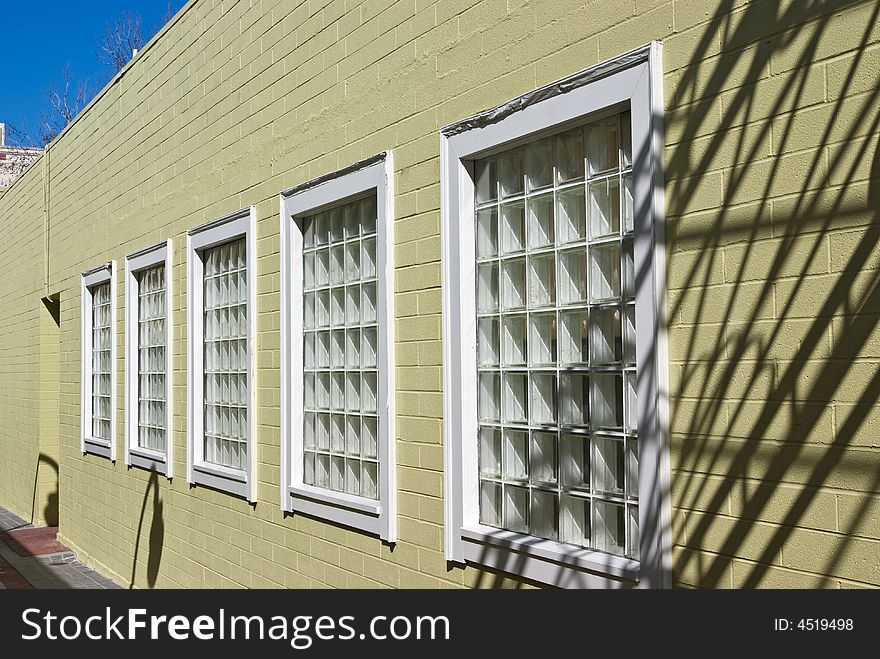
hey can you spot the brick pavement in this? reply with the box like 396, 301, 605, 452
0, 507, 120, 589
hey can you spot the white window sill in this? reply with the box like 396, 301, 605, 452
460, 525, 640, 588
192, 461, 248, 499
82, 437, 113, 460
288, 485, 387, 539
128, 447, 169, 476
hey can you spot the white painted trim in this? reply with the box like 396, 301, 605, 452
124, 240, 173, 478
81, 262, 116, 461
280, 153, 397, 542
441, 43, 670, 588
186, 207, 257, 502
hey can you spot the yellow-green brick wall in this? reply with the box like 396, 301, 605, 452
0, 0, 877, 588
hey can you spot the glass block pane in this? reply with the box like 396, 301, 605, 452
331, 372, 344, 410
498, 148, 523, 198
479, 372, 500, 422
362, 417, 378, 458
480, 480, 502, 527
316, 331, 330, 368
530, 489, 559, 541
478, 317, 500, 367
316, 454, 330, 488
480, 427, 502, 477
530, 431, 557, 484
304, 412, 316, 449
331, 455, 345, 491
362, 372, 378, 413
316, 413, 331, 450
590, 306, 621, 365
304, 292, 316, 329
586, 118, 619, 177
475, 158, 498, 204
501, 258, 526, 310
561, 495, 590, 547
345, 329, 360, 368
304, 372, 315, 409
504, 485, 529, 533
501, 315, 527, 366
477, 207, 498, 258
529, 313, 556, 365
528, 253, 555, 308
362, 461, 379, 499
503, 429, 528, 481
316, 248, 329, 286
316, 290, 331, 327
500, 201, 525, 254
557, 185, 586, 245
590, 242, 620, 302
624, 370, 638, 431
477, 263, 499, 312
525, 137, 553, 192
593, 499, 625, 556
343, 201, 361, 239
345, 458, 361, 495
330, 245, 345, 286
331, 414, 345, 452
345, 242, 360, 283
345, 285, 360, 326
361, 327, 378, 368
593, 434, 624, 495
622, 239, 634, 299
623, 305, 636, 365
558, 248, 587, 305
589, 178, 620, 239
345, 372, 361, 411
621, 110, 632, 168
527, 193, 554, 248
560, 372, 589, 427
623, 173, 634, 233
502, 373, 528, 424
331, 329, 345, 367
361, 237, 377, 279
559, 310, 588, 365
561, 433, 589, 489
360, 196, 378, 235
362, 282, 377, 323
591, 372, 623, 429
529, 373, 556, 425
626, 437, 639, 498
555, 127, 585, 183
627, 504, 639, 559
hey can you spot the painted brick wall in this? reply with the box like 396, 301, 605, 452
0, 0, 877, 588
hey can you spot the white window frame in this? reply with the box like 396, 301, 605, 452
441, 42, 671, 588
124, 240, 173, 477
81, 261, 117, 460
186, 207, 257, 501
279, 152, 396, 542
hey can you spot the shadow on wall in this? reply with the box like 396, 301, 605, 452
129, 471, 164, 589
465, 0, 880, 588
31, 453, 58, 527
666, 0, 880, 587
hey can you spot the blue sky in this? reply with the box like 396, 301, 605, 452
1, 2, 184, 145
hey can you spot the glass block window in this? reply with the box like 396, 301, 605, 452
300, 195, 380, 499
203, 238, 249, 470
137, 265, 167, 452
474, 111, 640, 559
91, 282, 112, 441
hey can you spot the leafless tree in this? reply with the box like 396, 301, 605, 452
95, 11, 146, 74
38, 65, 93, 146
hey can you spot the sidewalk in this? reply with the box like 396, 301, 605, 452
0, 507, 120, 589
